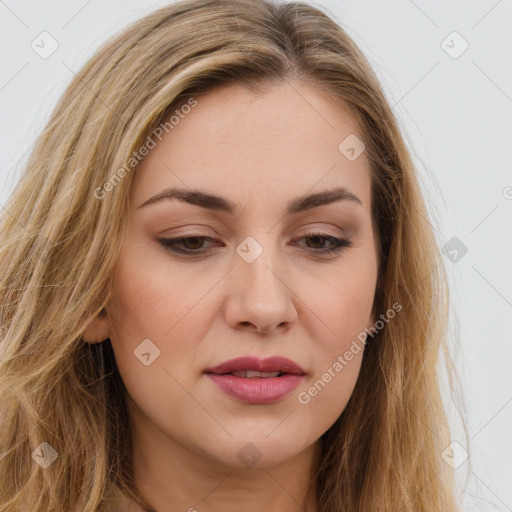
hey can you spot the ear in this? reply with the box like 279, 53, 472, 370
82, 308, 111, 344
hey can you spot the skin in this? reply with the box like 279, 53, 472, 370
84, 80, 378, 512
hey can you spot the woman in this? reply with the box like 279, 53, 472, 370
0, 0, 466, 510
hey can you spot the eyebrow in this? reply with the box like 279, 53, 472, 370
137, 186, 363, 215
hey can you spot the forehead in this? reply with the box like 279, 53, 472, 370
132, 81, 371, 213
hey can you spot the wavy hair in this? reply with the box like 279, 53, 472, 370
0, 0, 467, 510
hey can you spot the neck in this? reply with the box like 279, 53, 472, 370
129, 407, 322, 512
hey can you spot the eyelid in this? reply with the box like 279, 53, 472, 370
162, 221, 347, 238
156, 230, 353, 257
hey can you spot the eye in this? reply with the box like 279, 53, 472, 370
157, 232, 353, 257
291, 231, 353, 256
157, 235, 219, 255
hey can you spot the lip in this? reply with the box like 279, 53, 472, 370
204, 356, 306, 375
204, 356, 306, 405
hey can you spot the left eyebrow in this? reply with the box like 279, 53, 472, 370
137, 186, 363, 215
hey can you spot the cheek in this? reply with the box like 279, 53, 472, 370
109, 247, 205, 335
105, 256, 213, 428
307, 264, 376, 348
297, 257, 375, 408
295, 279, 370, 429
106, 249, 220, 380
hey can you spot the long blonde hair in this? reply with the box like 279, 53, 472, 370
0, 0, 466, 510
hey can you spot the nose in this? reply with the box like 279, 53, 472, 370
224, 242, 298, 335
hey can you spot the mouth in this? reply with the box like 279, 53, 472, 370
204, 356, 306, 404
222, 370, 285, 378
204, 355, 306, 376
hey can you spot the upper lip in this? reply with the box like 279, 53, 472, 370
204, 356, 306, 375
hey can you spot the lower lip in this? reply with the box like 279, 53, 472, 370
205, 373, 305, 404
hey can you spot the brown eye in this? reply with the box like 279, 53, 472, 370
292, 233, 353, 256
158, 236, 218, 255
180, 237, 206, 250
304, 235, 327, 249
157, 233, 352, 258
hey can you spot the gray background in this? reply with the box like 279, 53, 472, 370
1, 0, 511, 509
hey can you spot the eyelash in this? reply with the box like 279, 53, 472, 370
157, 232, 353, 257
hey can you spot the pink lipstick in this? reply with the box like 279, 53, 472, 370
204, 356, 306, 404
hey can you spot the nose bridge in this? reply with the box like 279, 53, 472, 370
227, 232, 297, 333
236, 233, 285, 294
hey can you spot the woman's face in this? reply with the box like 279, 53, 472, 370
91, 81, 378, 471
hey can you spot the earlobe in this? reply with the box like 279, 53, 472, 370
82, 309, 110, 344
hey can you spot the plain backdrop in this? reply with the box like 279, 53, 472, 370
1, 0, 511, 510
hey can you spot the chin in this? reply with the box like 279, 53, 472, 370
209, 431, 313, 470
